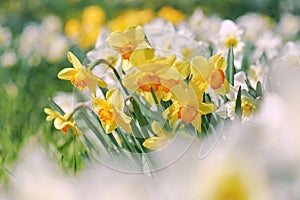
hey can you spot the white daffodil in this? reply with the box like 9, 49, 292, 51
217, 19, 244, 55
237, 13, 273, 42
276, 13, 300, 40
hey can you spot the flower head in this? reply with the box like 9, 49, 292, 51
92, 89, 132, 133
57, 52, 107, 97
44, 108, 80, 135
157, 6, 184, 25
191, 54, 230, 94
106, 25, 150, 61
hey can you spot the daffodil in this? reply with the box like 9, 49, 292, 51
143, 122, 174, 150
157, 6, 185, 25
44, 108, 80, 135
57, 52, 107, 97
106, 25, 150, 62
191, 54, 230, 94
122, 48, 185, 103
92, 89, 132, 133
163, 76, 216, 133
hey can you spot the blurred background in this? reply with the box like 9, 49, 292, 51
1, 0, 300, 188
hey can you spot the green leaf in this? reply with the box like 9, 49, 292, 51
226, 45, 236, 86
235, 86, 242, 121
241, 41, 254, 72
256, 81, 263, 97
49, 98, 65, 115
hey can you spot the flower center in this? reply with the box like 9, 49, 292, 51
161, 79, 179, 93
61, 125, 69, 134
225, 36, 238, 48
71, 75, 88, 90
98, 108, 114, 124
137, 74, 161, 92
178, 104, 198, 124
209, 69, 225, 90
242, 99, 255, 117
118, 43, 136, 60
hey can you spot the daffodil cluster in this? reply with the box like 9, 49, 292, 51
45, 23, 265, 171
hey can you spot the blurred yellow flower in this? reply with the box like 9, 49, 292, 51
191, 54, 229, 94
44, 108, 80, 135
64, 5, 106, 49
92, 89, 132, 133
143, 122, 173, 150
57, 52, 107, 97
82, 5, 106, 25
157, 6, 184, 25
107, 9, 154, 31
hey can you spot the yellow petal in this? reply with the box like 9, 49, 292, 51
199, 102, 217, 115
151, 55, 176, 66
98, 79, 107, 88
151, 122, 166, 137
103, 120, 118, 133
191, 115, 202, 133
122, 70, 140, 90
125, 25, 145, 43
106, 32, 129, 50
54, 118, 65, 129
191, 56, 211, 78
67, 52, 82, 68
216, 56, 226, 70
215, 79, 230, 95
173, 60, 191, 78
112, 89, 125, 110
130, 48, 155, 66
92, 98, 111, 110
113, 107, 132, 133
57, 68, 77, 80
142, 137, 170, 150
44, 108, 56, 116
209, 53, 223, 64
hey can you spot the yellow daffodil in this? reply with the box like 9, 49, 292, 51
64, 5, 106, 49
107, 9, 154, 32
92, 89, 132, 133
157, 6, 185, 25
44, 108, 80, 135
122, 48, 185, 103
106, 25, 150, 61
57, 52, 107, 97
163, 76, 216, 133
191, 54, 230, 94
143, 122, 174, 150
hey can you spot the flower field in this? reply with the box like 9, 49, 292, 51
1, 0, 300, 199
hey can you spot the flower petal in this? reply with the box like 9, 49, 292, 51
67, 52, 82, 68
57, 68, 77, 80
130, 48, 155, 66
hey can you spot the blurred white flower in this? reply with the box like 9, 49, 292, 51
1, 51, 17, 68
188, 9, 206, 34
279, 41, 300, 68
218, 19, 244, 55
45, 34, 69, 62
53, 92, 76, 113
247, 62, 264, 88
18, 15, 69, 65
41, 15, 63, 34
0, 25, 12, 48
276, 13, 300, 40
237, 13, 273, 42
9, 146, 77, 200
253, 31, 282, 60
